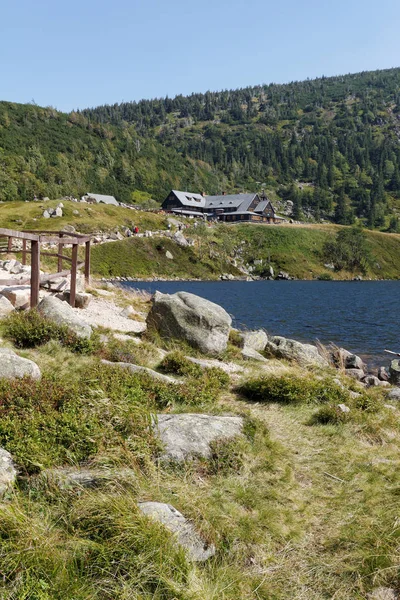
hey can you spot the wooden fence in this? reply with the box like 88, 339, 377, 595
0, 229, 91, 308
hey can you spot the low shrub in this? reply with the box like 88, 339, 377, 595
238, 375, 349, 405
309, 404, 351, 425
159, 351, 203, 377
3, 310, 100, 355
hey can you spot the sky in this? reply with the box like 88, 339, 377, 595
1, 0, 400, 112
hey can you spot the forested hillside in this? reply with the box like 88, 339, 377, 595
0, 102, 222, 203
83, 68, 400, 228
2, 68, 400, 228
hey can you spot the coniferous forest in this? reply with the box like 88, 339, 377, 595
2, 68, 400, 228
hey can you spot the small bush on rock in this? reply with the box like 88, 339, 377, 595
3, 310, 100, 354
238, 375, 349, 405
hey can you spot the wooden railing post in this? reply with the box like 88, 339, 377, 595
84, 239, 91, 286
58, 232, 63, 272
7, 237, 12, 252
70, 243, 78, 307
30, 240, 40, 308
22, 240, 27, 265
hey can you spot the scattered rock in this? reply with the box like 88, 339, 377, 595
72, 210, 80, 216
344, 353, 364, 370
120, 305, 139, 319
165, 250, 174, 260
337, 403, 350, 413
361, 375, 381, 387
53, 207, 63, 217
61, 224, 76, 234
0, 448, 16, 497
276, 271, 291, 280
43, 210, 50, 218
378, 366, 390, 382
389, 360, 400, 386
185, 356, 244, 374
38, 296, 92, 338
62, 291, 91, 309
384, 404, 397, 411
241, 347, 268, 362
138, 502, 215, 562
0, 295, 15, 317
147, 291, 232, 356
367, 588, 397, 600
344, 368, 365, 381
101, 359, 182, 384
387, 387, 400, 402
155, 413, 243, 462
237, 329, 268, 352
0, 348, 41, 380
1, 286, 31, 309
173, 231, 189, 247
113, 333, 141, 344
264, 336, 329, 367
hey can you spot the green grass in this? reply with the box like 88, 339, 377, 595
91, 236, 239, 279
0, 314, 399, 598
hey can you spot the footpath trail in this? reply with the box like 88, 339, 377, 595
237, 399, 391, 599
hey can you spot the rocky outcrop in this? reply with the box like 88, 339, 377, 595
240, 347, 268, 362
1, 286, 31, 309
264, 336, 329, 367
237, 329, 268, 352
101, 359, 182, 384
38, 296, 92, 338
389, 360, 400, 386
387, 387, 400, 402
344, 368, 365, 381
0, 448, 16, 497
147, 291, 232, 356
155, 413, 243, 462
138, 502, 215, 561
0, 348, 41, 380
0, 295, 15, 317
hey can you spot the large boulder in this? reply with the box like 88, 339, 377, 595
0, 295, 15, 317
147, 291, 232, 356
237, 329, 268, 352
38, 296, 92, 338
138, 502, 215, 562
173, 231, 189, 247
1, 286, 31, 309
389, 360, 400, 386
0, 448, 16, 497
155, 413, 243, 462
264, 336, 329, 367
0, 348, 41, 380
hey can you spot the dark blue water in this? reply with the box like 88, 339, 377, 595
121, 280, 400, 367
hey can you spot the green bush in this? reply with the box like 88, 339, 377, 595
238, 375, 349, 405
3, 310, 100, 355
309, 404, 351, 425
159, 351, 203, 377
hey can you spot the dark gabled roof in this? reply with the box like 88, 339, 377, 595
205, 193, 258, 210
254, 200, 271, 212
170, 190, 206, 208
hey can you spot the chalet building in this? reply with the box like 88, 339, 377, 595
161, 190, 284, 223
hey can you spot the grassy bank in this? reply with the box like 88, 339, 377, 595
0, 292, 398, 598
2, 200, 400, 279
90, 236, 239, 279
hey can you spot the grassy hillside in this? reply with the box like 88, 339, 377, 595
0, 199, 169, 233
91, 236, 239, 280
0, 290, 399, 598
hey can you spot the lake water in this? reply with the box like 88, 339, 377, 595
121, 280, 400, 368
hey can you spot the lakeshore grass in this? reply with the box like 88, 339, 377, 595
0, 308, 398, 598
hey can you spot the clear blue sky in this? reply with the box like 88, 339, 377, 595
1, 0, 399, 112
